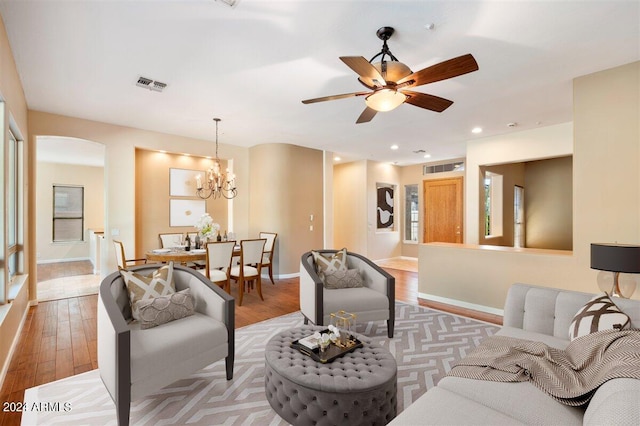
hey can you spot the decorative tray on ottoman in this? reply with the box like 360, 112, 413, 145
290, 329, 364, 364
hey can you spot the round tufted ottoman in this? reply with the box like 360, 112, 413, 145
264, 326, 397, 425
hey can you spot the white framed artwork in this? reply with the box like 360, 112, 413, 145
170, 168, 201, 197
170, 199, 206, 227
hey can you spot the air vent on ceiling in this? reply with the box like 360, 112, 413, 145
214, 0, 240, 8
423, 161, 465, 174
136, 76, 168, 92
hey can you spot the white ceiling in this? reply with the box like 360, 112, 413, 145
1, 1, 638, 166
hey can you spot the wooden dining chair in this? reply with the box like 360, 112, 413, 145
259, 232, 278, 284
199, 240, 236, 293
113, 240, 147, 270
230, 238, 266, 306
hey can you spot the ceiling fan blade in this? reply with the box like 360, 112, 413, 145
356, 107, 377, 124
397, 54, 479, 87
340, 56, 386, 86
402, 90, 453, 112
302, 91, 370, 104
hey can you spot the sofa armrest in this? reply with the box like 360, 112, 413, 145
584, 378, 640, 425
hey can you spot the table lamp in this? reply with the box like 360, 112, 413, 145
590, 243, 640, 298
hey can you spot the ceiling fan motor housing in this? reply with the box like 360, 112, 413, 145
359, 61, 413, 88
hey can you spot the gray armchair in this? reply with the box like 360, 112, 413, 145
97, 264, 234, 426
300, 250, 395, 338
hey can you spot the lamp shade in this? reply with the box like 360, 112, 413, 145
590, 243, 640, 273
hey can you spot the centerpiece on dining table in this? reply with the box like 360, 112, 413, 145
194, 213, 220, 248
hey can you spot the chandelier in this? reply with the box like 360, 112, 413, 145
195, 118, 237, 199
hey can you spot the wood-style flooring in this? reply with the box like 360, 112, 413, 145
0, 265, 501, 426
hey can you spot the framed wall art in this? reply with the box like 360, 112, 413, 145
376, 183, 395, 230
169, 199, 206, 227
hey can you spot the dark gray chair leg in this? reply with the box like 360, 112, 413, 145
387, 319, 394, 338
225, 356, 234, 380
303, 317, 309, 325
117, 399, 130, 426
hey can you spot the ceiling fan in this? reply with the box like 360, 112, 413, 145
302, 26, 479, 124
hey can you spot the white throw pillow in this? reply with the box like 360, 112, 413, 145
568, 292, 631, 341
311, 248, 348, 281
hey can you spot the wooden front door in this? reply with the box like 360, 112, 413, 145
423, 177, 463, 243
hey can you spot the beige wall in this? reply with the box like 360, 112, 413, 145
134, 149, 229, 255
420, 61, 640, 312
525, 156, 573, 250
0, 14, 30, 389
333, 159, 402, 260
248, 143, 324, 275
28, 111, 250, 277
334, 161, 367, 254
36, 162, 104, 262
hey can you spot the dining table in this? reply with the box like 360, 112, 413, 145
145, 244, 241, 265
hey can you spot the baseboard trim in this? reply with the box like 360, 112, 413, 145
37, 257, 90, 265
0, 294, 30, 391
263, 272, 300, 280
418, 292, 504, 317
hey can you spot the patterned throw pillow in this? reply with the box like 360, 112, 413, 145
312, 248, 348, 281
323, 268, 364, 289
136, 288, 195, 330
120, 262, 176, 321
568, 292, 631, 341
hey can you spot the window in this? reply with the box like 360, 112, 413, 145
484, 171, 503, 238
404, 185, 419, 242
53, 185, 85, 242
3, 125, 24, 304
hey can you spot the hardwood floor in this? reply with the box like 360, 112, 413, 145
0, 266, 501, 426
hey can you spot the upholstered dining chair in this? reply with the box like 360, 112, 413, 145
158, 232, 183, 248
113, 240, 146, 270
97, 264, 235, 426
199, 240, 236, 293
230, 238, 266, 306
259, 232, 278, 284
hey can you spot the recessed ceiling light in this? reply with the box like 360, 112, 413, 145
390, 144, 399, 150
472, 127, 483, 134
158, 150, 167, 154
334, 156, 341, 161
183, 153, 190, 157
423, 154, 431, 159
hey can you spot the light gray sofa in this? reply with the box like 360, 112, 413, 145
390, 283, 640, 425
300, 250, 395, 338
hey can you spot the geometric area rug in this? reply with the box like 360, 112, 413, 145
22, 302, 499, 425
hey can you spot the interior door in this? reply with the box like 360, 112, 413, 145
423, 177, 463, 243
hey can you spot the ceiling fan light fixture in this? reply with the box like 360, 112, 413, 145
365, 89, 407, 112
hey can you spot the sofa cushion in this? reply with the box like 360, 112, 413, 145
312, 248, 347, 281
388, 385, 526, 425
121, 262, 176, 320
129, 312, 228, 384
437, 376, 584, 425
136, 288, 195, 330
323, 268, 364, 289
569, 293, 630, 341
